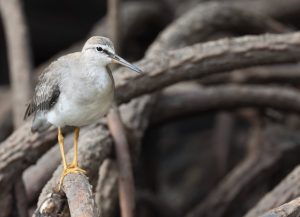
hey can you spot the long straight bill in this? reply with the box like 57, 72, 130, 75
110, 53, 143, 73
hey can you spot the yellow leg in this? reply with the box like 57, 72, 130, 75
58, 128, 67, 170
71, 127, 80, 167
58, 127, 86, 190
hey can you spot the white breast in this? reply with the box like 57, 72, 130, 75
47, 65, 114, 127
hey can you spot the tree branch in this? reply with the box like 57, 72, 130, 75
146, 2, 289, 57
107, 105, 135, 217
115, 32, 300, 104
151, 84, 300, 124
259, 196, 300, 217
0, 0, 33, 127
245, 165, 300, 217
95, 159, 118, 217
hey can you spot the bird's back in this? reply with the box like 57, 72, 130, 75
25, 52, 81, 132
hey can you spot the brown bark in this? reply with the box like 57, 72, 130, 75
107, 0, 121, 52
146, 2, 289, 57
115, 32, 300, 104
0, 86, 12, 142
259, 196, 300, 217
151, 84, 300, 124
232, 0, 300, 20
63, 173, 99, 217
200, 64, 300, 85
107, 106, 135, 217
244, 166, 300, 217
95, 159, 118, 217
0, 0, 33, 127
14, 179, 29, 217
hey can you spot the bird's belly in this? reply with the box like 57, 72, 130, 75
47, 90, 114, 127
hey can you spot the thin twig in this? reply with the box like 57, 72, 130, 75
108, 0, 121, 52
107, 104, 135, 217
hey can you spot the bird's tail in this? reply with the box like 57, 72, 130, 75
31, 111, 52, 133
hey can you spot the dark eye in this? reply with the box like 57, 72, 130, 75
96, 47, 103, 52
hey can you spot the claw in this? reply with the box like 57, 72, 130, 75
58, 164, 86, 190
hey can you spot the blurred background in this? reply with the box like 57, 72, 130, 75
2, 0, 300, 217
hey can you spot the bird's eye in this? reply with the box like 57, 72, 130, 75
96, 47, 103, 52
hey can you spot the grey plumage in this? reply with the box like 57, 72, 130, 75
25, 36, 141, 133
24, 54, 75, 132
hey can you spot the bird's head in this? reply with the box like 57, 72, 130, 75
82, 36, 142, 73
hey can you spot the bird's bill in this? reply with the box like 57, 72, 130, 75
110, 54, 143, 73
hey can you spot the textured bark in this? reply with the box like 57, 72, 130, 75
107, 0, 121, 52
95, 159, 118, 217
115, 32, 300, 104
0, 0, 33, 127
245, 166, 300, 217
0, 122, 58, 192
146, 2, 289, 57
186, 126, 300, 217
259, 197, 300, 217
14, 179, 29, 217
232, 0, 300, 20
151, 84, 300, 124
200, 64, 300, 85
107, 106, 135, 217
0, 86, 12, 142
63, 173, 99, 217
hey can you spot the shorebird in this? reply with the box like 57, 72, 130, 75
24, 36, 142, 189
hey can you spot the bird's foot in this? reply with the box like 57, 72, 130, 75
58, 163, 86, 190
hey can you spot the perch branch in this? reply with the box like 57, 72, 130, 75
63, 173, 98, 217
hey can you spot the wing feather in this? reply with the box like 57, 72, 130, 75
24, 61, 62, 119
